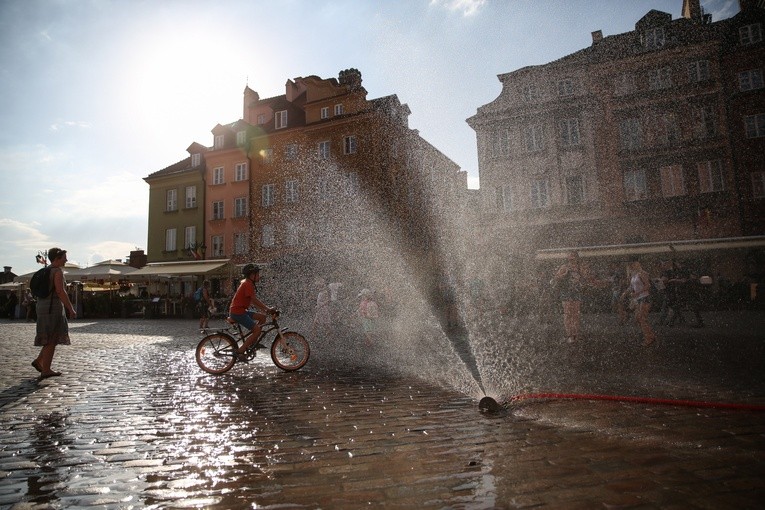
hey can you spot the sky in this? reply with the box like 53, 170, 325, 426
0, 0, 739, 276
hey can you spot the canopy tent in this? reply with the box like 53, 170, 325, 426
126, 260, 235, 282
14, 262, 82, 284
0, 282, 24, 290
535, 236, 765, 260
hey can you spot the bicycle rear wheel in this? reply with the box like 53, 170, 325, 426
270, 331, 310, 371
196, 333, 238, 374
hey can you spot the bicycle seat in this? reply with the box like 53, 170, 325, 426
225, 317, 237, 325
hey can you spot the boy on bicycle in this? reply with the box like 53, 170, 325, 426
230, 263, 275, 360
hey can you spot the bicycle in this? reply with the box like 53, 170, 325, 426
195, 309, 310, 375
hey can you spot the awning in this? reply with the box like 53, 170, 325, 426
536, 236, 765, 260
126, 260, 233, 280
0, 282, 23, 290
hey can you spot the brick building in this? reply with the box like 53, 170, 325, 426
467, 0, 765, 287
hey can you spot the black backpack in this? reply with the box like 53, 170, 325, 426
30, 266, 53, 299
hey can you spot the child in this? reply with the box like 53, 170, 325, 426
357, 289, 379, 345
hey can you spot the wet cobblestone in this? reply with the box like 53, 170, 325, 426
0, 313, 763, 508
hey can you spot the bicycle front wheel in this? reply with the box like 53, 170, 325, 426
196, 333, 238, 374
270, 331, 310, 371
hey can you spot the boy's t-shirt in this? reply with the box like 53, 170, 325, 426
230, 279, 254, 315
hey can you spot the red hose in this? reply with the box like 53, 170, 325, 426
509, 392, 765, 411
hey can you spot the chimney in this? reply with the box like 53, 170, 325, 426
682, 0, 702, 21
591, 30, 603, 44
3, 266, 10, 273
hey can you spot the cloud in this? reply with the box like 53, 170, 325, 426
430, 0, 486, 16
49, 120, 92, 131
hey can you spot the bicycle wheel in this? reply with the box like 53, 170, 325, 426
270, 331, 310, 371
196, 333, 238, 374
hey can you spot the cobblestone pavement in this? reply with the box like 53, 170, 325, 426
0, 311, 763, 509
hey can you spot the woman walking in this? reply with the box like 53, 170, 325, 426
32, 247, 76, 379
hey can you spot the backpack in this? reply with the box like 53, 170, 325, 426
30, 266, 53, 299
193, 287, 204, 303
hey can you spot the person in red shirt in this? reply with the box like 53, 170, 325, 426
229, 264, 275, 359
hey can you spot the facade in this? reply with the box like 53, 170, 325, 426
467, 0, 765, 285
143, 143, 206, 263
144, 69, 468, 306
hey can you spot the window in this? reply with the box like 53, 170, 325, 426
649, 67, 673, 90
693, 105, 717, 139
285, 180, 298, 203
211, 235, 224, 257
739, 23, 762, 45
745, 113, 765, 138
344, 135, 357, 155
334, 104, 344, 116
752, 172, 765, 198
566, 176, 584, 205
285, 144, 298, 160
522, 84, 539, 102
658, 113, 681, 146
214, 135, 224, 149
524, 124, 544, 152
660, 165, 686, 197
233, 233, 247, 255
698, 160, 725, 193
619, 118, 642, 150
185, 186, 196, 208
560, 118, 580, 147
530, 179, 549, 209
557, 79, 574, 97
235, 162, 248, 181
318, 141, 331, 159
261, 148, 273, 163
688, 60, 710, 83
212, 200, 224, 220
165, 228, 177, 252
262, 225, 275, 248
490, 129, 510, 158
191, 153, 201, 167
614, 73, 636, 96
257, 113, 266, 125
285, 222, 298, 246
496, 185, 513, 211
166, 189, 177, 211
739, 69, 764, 91
320, 107, 329, 119
234, 197, 247, 218
347, 172, 359, 195
624, 168, 647, 201
644, 27, 665, 49
184, 226, 196, 249
275, 110, 287, 129
262, 184, 275, 207
213, 167, 224, 185
236, 130, 246, 146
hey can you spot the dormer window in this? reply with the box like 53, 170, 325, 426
214, 135, 224, 149
643, 27, 665, 49
191, 153, 201, 167
236, 130, 246, 146
275, 110, 288, 129
257, 114, 266, 125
